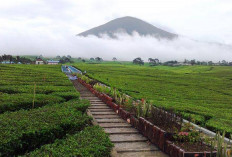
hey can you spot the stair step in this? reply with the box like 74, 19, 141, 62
96, 118, 125, 123
89, 109, 113, 112
99, 123, 132, 128
110, 134, 147, 143
114, 142, 158, 152
91, 111, 116, 115
94, 115, 120, 119
104, 127, 139, 134
117, 151, 168, 157
89, 106, 110, 109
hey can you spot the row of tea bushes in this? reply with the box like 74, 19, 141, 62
0, 64, 79, 113
0, 92, 80, 113
0, 85, 75, 94
0, 100, 91, 156
23, 126, 113, 157
0, 65, 72, 86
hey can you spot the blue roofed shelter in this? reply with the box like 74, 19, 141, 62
47, 60, 59, 65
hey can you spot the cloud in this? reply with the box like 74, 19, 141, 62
0, 30, 231, 62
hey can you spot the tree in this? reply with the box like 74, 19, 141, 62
59, 56, 71, 63
163, 60, 178, 66
16, 56, 20, 62
90, 58, 95, 61
67, 55, 71, 59
148, 58, 159, 66
95, 57, 103, 62
190, 59, 196, 65
112, 57, 117, 61
56, 55, 61, 59
208, 61, 213, 65
133, 57, 144, 65
221, 60, 228, 66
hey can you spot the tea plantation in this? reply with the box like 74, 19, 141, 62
0, 64, 113, 156
74, 62, 232, 136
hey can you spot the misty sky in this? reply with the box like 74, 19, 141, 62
0, 0, 232, 61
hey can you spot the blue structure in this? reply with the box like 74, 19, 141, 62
1, 61, 14, 64
61, 65, 82, 74
47, 60, 59, 65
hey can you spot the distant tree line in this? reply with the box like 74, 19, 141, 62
0, 54, 32, 64
131, 57, 232, 66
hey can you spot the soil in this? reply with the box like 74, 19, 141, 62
173, 141, 214, 152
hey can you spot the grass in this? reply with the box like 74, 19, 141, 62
73, 62, 232, 136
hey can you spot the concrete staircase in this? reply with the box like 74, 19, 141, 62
72, 80, 168, 157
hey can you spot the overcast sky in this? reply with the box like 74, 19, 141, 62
0, 0, 232, 61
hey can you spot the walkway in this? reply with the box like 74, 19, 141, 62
72, 80, 168, 157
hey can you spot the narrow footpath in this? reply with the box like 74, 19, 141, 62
72, 80, 168, 157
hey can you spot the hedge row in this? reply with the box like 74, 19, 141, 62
206, 118, 232, 137
0, 93, 66, 113
0, 85, 75, 94
51, 92, 80, 101
24, 126, 113, 157
0, 100, 91, 156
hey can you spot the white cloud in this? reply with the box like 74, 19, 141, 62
0, 30, 231, 62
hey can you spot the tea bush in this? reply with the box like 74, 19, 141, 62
0, 64, 78, 112
0, 93, 65, 113
0, 100, 91, 156
24, 126, 113, 157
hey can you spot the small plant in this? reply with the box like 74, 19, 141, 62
93, 83, 111, 94
213, 131, 232, 157
173, 122, 201, 143
124, 97, 135, 113
142, 99, 151, 118
32, 82, 36, 108
136, 101, 143, 118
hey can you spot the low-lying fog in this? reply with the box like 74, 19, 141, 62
1, 32, 232, 62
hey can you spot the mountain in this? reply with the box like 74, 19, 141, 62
78, 16, 178, 39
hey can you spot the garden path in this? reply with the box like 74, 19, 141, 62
72, 80, 168, 157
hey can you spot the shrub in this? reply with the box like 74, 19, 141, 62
0, 93, 65, 113
24, 126, 113, 157
52, 91, 80, 101
0, 100, 92, 156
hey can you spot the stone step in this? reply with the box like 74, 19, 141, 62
81, 95, 95, 97
99, 123, 132, 128
90, 102, 105, 104
82, 98, 100, 100
96, 118, 125, 123
94, 115, 120, 119
89, 106, 110, 109
90, 102, 105, 105
90, 105, 107, 107
104, 127, 139, 134
89, 109, 113, 112
110, 134, 147, 143
114, 142, 159, 152
116, 151, 168, 157
91, 111, 116, 115
89, 101, 103, 103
